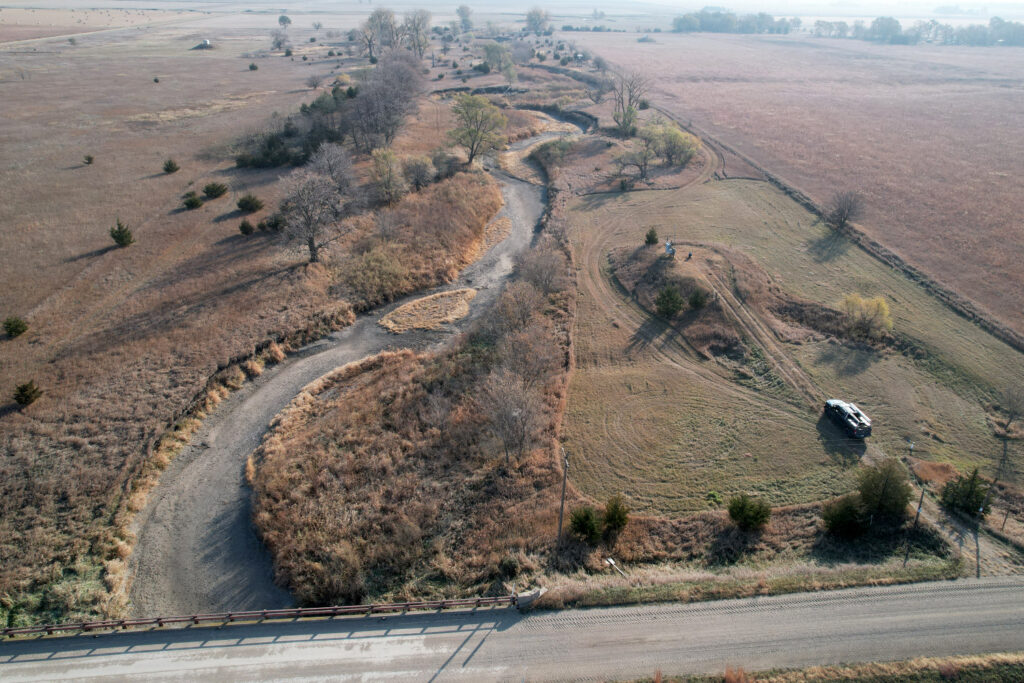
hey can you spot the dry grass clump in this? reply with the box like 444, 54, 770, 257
340, 172, 503, 310
379, 288, 477, 333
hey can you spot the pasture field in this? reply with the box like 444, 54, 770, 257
572, 31, 1024, 337
563, 157, 1024, 517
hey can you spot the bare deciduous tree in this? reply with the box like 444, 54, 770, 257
401, 9, 432, 58
478, 369, 543, 466
280, 171, 342, 263
493, 281, 544, 334
308, 143, 354, 193
305, 74, 325, 90
457, 4, 473, 31
347, 52, 423, 151
516, 247, 566, 294
499, 321, 561, 389
525, 7, 550, 33
826, 191, 863, 230
611, 71, 651, 137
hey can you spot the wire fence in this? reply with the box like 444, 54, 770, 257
1, 595, 516, 639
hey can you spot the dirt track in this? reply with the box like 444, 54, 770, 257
126, 157, 549, 616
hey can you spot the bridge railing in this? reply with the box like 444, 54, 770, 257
1, 595, 516, 639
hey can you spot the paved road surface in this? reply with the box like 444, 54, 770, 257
4, 578, 1023, 681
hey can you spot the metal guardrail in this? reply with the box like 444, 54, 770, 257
1, 595, 516, 639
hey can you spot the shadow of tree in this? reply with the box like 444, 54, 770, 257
811, 519, 949, 566
807, 227, 851, 262
63, 245, 116, 263
815, 342, 879, 376
707, 524, 763, 565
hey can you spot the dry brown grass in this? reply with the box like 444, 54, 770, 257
379, 288, 477, 333
250, 256, 575, 604
576, 32, 1024, 337
0, 15, 505, 625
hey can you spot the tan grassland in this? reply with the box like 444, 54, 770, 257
378, 288, 477, 333
573, 32, 1024, 337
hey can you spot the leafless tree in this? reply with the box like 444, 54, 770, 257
280, 171, 342, 263
374, 208, 402, 244
499, 320, 561, 389
347, 52, 423, 151
516, 247, 566, 294
308, 143, 354, 194
456, 4, 473, 31
525, 7, 550, 33
826, 191, 863, 230
494, 281, 544, 333
478, 368, 543, 466
401, 9, 432, 59
305, 74, 325, 89
611, 71, 651, 137
271, 29, 289, 51
364, 8, 399, 55
312, 21, 323, 32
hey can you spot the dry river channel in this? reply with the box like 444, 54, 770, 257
126, 131, 564, 617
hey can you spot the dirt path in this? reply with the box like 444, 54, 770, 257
126, 164, 549, 616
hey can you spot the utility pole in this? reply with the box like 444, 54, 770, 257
556, 446, 569, 547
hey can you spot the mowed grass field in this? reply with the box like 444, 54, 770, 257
564, 173, 1024, 516
572, 31, 1024, 338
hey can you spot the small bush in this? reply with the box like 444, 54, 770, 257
645, 227, 658, 246
655, 286, 683, 318
498, 555, 520, 578
285, 48, 293, 57
249, 62, 258, 71
183, 194, 203, 210
603, 495, 630, 542
369, 55, 378, 64
237, 193, 264, 213
302, 55, 308, 61
327, 50, 335, 56
14, 380, 42, 406
203, 182, 228, 199
706, 490, 723, 506
859, 458, 912, 520
688, 288, 708, 309
239, 219, 255, 235
110, 218, 134, 247
472, 61, 491, 74
569, 506, 602, 545
823, 493, 866, 538
163, 158, 179, 174
941, 468, 990, 519
638, 98, 650, 110
4, 316, 28, 338
83, 155, 94, 165
261, 213, 285, 232
153, 77, 159, 83
728, 494, 771, 531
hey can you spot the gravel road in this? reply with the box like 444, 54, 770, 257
5, 578, 1023, 681
126, 166, 547, 617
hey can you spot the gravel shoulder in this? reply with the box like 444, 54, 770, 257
126, 168, 547, 617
